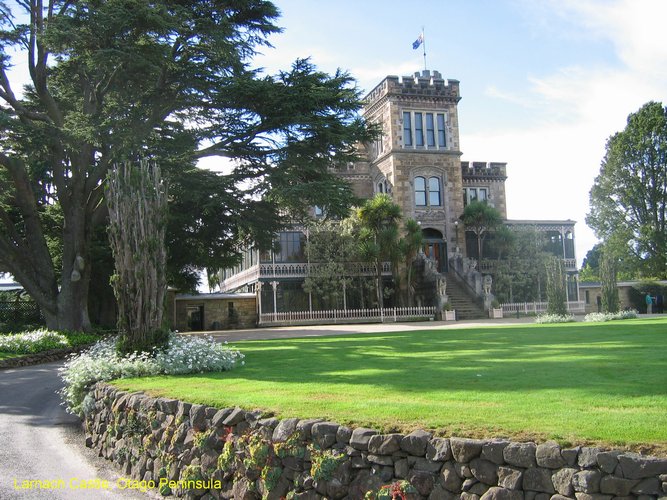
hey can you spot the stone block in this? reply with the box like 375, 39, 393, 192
272, 418, 299, 442
409, 457, 441, 475
409, 470, 436, 496
368, 433, 402, 455
599, 476, 637, 496
572, 470, 601, 494
295, 418, 323, 439
596, 451, 621, 474
551, 468, 576, 496
401, 429, 432, 456
349, 427, 378, 451
524, 468, 555, 494
535, 442, 565, 469
504, 443, 537, 468
498, 467, 523, 490
631, 477, 661, 495
189, 404, 207, 430
440, 461, 463, 492
483, 440, 510, 465
619, 453, 667, 479
451, 438, 484, 463
427, 438, 452, 462
578, 448, 603, 468
222, 407, 245, 426
395, 458, 409, 479
470, 458, 499, 485
480, 487, 524, 500
336, 426, 352, 445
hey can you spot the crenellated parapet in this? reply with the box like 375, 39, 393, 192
461, 161, 508, 181
365, 70, 461, 110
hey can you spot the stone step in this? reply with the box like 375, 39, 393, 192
445, 272, 487, 320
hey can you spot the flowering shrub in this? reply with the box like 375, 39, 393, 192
60, 333, 244, 415
584, 310, 639, 322
535, 314, 576, 324
0, 329, 69, 353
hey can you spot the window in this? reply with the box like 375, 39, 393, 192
426, 113, 435, 147
375, 179, 390, 195
415, 176, 441, 207
463, 187, 489, 207
314, 206, 324, 217
415, 176, 426, 206
403, 112, 412, 146
402, 111, 447, 149
437, 113, 446, 147
276, 231, 305, 262
414, 112, 424, 146
429, 177, 441, 206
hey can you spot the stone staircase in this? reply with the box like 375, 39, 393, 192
445, 271, 487, 320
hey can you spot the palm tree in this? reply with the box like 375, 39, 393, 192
400, 219, 423, 306
356, 194, 402, 308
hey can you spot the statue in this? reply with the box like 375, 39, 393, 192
483, 275, 492, 297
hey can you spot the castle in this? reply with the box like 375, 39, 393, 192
212, 70, 578, 325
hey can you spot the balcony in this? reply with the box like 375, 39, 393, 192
221, 261, 392, 292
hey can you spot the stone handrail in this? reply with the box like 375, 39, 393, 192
449, 255, 490, 310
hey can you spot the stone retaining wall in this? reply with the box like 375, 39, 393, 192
85, 383, 667, 500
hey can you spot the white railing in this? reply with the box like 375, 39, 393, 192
259, 306, 436, 326
258, 261, 392, 279
501, 301, 586, 315
220, 265, 260, 292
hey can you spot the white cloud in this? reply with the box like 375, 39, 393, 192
463, 0, 667, 264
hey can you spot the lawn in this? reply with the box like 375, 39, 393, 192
112, 318, 667, 452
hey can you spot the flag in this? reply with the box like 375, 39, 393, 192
412, 33, 423, 50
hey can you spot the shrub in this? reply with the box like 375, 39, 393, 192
535, 314, 576, 324
584, 310, 639, 322
59, 333, 244, 415
0, 329, 68, 353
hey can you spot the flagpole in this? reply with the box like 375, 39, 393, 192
422, 26, 426, 70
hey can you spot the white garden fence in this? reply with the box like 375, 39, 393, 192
259, 306, 436, 326
501, 301, 586, 315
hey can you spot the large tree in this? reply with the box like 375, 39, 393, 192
587, 101, 667, 279
0, 1, 372, 330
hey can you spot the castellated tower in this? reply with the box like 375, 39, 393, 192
338, 69, 507, 271
353, 70, 505, 271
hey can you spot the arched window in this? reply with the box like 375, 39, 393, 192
415, 176, 442, 207
429, 177, 441, 206
415, 176, 426, 206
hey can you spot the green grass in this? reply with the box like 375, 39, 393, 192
0, 351, 19, 360
112, 318, 667, 452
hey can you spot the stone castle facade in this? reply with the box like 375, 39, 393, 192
209, 69, 578, 327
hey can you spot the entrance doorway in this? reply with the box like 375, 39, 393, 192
422, 228, 447, 273
186, 305, 204, 331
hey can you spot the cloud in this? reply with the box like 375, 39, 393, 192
463, 0, 667, 264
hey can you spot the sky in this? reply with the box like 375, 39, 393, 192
241, 0, 667, 265
2, 0, 666, 286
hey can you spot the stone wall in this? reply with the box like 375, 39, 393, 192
174, 295, 257, 332
85, 383, 667, 499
